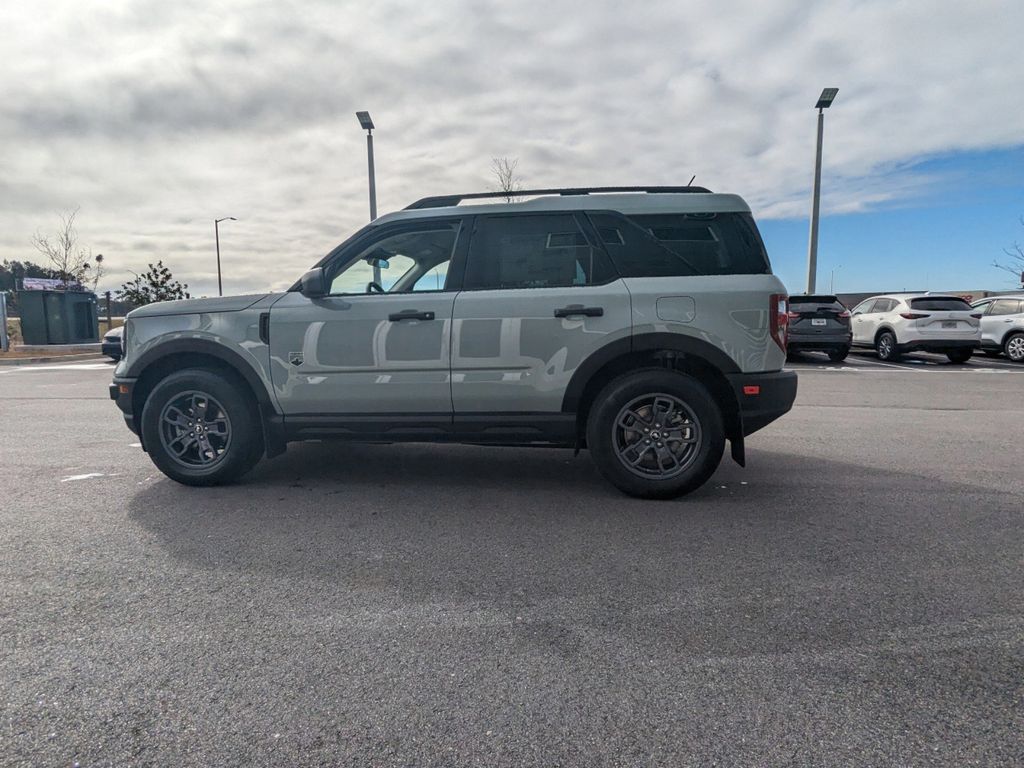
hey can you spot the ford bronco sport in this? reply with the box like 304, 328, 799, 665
110, 186, 797, 498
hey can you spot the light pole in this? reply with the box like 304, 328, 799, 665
829, 264, 842, 294
214, 216, 236, 297
806, 87, 838, 294
356, 110, 379, 285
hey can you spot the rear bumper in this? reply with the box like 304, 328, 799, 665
109, 378, 139, 436
899, 338, 979, 353
726, 370, 798, 437
787, 331, 851, 350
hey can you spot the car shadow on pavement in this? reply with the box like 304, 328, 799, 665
125, 442, 1022, 644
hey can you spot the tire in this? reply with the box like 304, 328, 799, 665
875, 331, 900, 361
827, 346, 850, 362
946, 349, 973, 364
140, 368, 263, 486
982, 349, 1002, 358
586, 369, 725, 499
1005, 332, 1024, 363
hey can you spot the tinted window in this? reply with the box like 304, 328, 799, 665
627, 212, 770, 276
791, 295, 843, 310
465, 214, 615, 290
790, 295, 840, 306
909, 297, 973, 311
588, 212, 700, 278
989, 299, 1023, 315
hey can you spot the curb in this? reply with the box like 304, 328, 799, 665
0, 353, 110, 367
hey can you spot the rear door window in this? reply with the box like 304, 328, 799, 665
464, 214, 616, 290
988, 299, 1023, 315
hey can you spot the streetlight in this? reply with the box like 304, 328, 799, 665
356, 110, 379, 285
214, 216, 236, 297
829, 264, 842, 294
806, 87, 838, 294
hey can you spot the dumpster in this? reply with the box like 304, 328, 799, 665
17, 290, 100, 345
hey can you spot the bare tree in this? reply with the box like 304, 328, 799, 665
993, 216, 1024, 285
491, 157, 523, 202
30, 208, 100, 289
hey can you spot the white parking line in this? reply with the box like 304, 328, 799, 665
8, 363, 112, 372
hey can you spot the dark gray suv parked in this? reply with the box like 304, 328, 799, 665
786, 294, 852, 362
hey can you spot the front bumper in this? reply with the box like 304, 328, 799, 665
101, 341, 122, 359
109, 378, 139, 436
726, 370, 798, 437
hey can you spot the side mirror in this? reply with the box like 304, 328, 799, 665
299, 267, 327, 298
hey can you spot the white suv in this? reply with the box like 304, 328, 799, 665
971, 295, 1024, 362
110, 186, 797, 498
850, 294, 981, 362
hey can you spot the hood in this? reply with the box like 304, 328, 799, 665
127, 293, 270, 319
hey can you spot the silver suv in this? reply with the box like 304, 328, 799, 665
110, 186, 797, 498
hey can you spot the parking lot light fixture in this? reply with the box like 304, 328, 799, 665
356, 110, 379, 284
806, 87, 839, 294
214, 216, 237, 297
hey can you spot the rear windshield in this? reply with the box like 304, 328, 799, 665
909, 297, 972, 311
790, 295, 841, 306
590, 211, 771, 277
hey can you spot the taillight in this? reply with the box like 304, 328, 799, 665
770, 294, 788, 352
837, 310, 851, 318
900, 312, 929, 320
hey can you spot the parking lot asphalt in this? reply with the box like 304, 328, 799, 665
1, 355, 1022, 767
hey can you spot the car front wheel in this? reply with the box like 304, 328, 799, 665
586, 369, 725, 499
876, 331, 900, 361
140, 368, 263, 486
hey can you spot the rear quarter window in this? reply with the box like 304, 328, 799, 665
590, 211, 771, 277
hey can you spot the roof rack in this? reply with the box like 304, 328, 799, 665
404, 185, 712, 210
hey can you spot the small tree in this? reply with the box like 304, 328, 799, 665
117, 261, 191, 306
491, 157, 522, 202
31, 208, 101, 289
993, 216, 1024, 285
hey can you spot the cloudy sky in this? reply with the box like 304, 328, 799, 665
2, 0, 1022, 296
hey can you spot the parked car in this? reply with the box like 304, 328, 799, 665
970, 295, 1024, 362
109, 185, 798, 499
101, 325, 124, 362
849, 294, 981, 362
785, 294, 852, 361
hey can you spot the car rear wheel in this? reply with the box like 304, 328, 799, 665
875, 331, 900, 361
946, 349, 973, 364
141, 368, 263, 486
1005, 332, 1024, 363
586, 369, 724, 499
827, 346, 850, 362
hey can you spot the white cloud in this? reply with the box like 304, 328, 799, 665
1, 0, 1021, 295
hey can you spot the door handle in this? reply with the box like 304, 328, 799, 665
388, 309, 435, 322
554, 305, 604, 318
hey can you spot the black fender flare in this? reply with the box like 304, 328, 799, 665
126, 337, 275, 408
560, 332, 741, 414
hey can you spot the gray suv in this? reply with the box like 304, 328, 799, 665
110, 186, 797, 498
